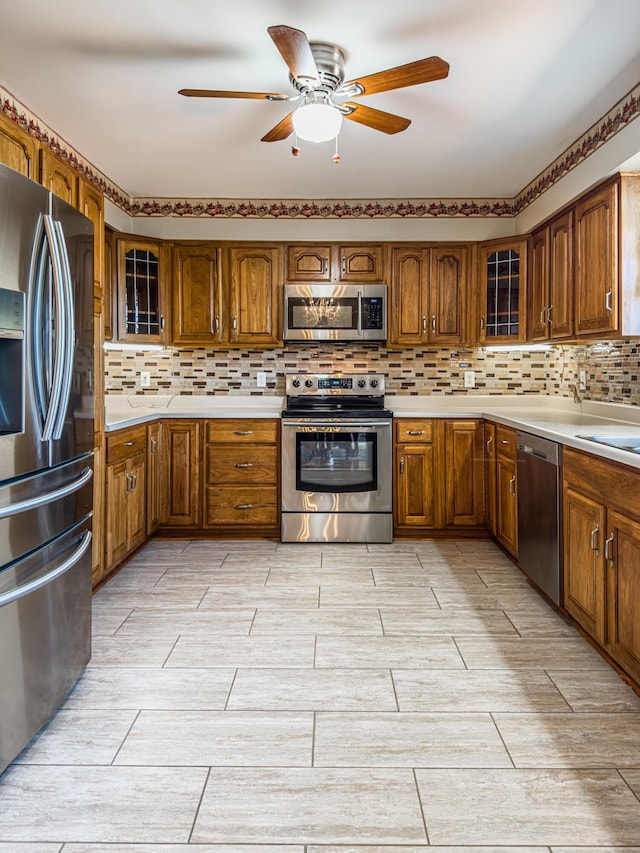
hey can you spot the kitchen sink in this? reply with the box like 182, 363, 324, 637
579, 435, 640, 454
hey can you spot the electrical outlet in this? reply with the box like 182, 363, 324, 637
579, 369, 587, 391
464, 370, 476, 389
257, 371, 267, 388
140, 371, 151, 388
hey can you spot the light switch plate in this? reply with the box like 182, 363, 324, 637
464, 370, 476, 388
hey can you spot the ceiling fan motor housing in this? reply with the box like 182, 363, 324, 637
290, 42, 347, 94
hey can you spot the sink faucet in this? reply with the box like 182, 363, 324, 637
568, 383, 582, 404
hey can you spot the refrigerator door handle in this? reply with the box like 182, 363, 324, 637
29, 214, 53, 433
39, 214, 66, 441
50, 219, 75, 440
0, 530, 91, 608
0, 466, 93, 519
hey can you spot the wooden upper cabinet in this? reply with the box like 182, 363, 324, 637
528, 228, 549, 342
478, 238, 527, 344
228, 246, 281, 346
390, 247, 429, 345
172, 243, 220, 345
116, 237, 168, 343
0, 113, 38, 179
429, 246, 467, 344
39, 148, 77, 206
78, 178, 104, 299
339, 245, 384, 281
574, 180, 618, 336
287, 245, 331, 281
548, 209, 574, 339
103, 227, 115, 341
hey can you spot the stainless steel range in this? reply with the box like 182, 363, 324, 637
281, 373, 393, 543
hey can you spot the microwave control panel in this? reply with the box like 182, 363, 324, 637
362, 297, 384, 329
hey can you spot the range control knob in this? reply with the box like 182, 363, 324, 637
291, 379, 301, 388
370, 379, 379, 388
305, 379, 314, 388
357, 380, 366, 388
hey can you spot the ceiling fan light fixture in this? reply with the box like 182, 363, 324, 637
292, 98, 343, 143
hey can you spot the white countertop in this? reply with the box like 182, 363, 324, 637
104, 393, 640, 470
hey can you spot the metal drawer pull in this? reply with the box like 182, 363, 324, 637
234, 503, 253, 510
408, 430, 425, 435
509, 475, 516, 496
234, 430, 253, 435
604, 533, 614, 562
235, 462, 254, 468
501, 439, 510, 444
590, 525, 600, 553
124, 440, 136, 446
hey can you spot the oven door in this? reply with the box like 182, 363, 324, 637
281, 419, 392, 513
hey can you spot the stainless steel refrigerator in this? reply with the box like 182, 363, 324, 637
0, 163, 94, 776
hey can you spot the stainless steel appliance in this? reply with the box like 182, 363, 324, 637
0, 163, 94, 776
283, 283, 387, 342
281, 373, 392, 542
516, 431, 562, 605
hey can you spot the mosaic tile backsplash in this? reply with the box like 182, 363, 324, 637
103, 340, 640, 405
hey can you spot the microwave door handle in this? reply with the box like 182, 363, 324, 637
50, 219, 75, 440
357, 291, 363, 336
28, 215, 50, 432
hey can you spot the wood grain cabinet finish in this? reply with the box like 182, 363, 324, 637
286, 245, 332, 281
389, 246, 468, 346
116, 237, 168, 344
78, 177, 105, 301
495, 425, 518, 557
105, 426, 148, 572
172, 243, 221, 345
484, 421, 497, 536
228, 246, 282, 346
443, 420, 484, 527
39, 148, 77, 205
339, 245, 384, 281
477, 238, 527, 344
146, 421, 162, 536
161, 420, 201, 529
563, 447, 640, 684
548, 210, 574, 339
0, 112, 38, 179
103, 227, 116, 341
395, 436, 438, 529
204, 418, 279, 531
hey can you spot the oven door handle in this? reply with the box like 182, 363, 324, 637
282, 421, 391, 429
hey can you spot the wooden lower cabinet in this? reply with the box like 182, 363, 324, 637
484, 422, 497, 536
147, 421, 162, 535
563, 447, 640, 685
161, 420, 201, 529
204, 419, 279, 534
394, 418, 485, 535
104, 426, 147, 572
495, 425, 518, 557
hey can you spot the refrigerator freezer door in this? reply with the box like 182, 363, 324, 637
0, 515, 92, 776
0, 455, 93, 570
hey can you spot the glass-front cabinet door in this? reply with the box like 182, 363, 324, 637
116, 238, 168, 343
477, 238, 527, 343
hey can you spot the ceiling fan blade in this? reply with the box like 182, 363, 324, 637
261, 112, 295, 142
344, 56, 449, 96
179, 88, 289, 100
267, 25, 319, 84
342, 102, 411, 134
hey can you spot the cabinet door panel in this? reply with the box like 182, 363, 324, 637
395, 445, 436, 527
78, 178, 104, 300
147, 422, 162, 535
390, 248, 428, 345
0, 114, 38, 178
528, 229, 549, 341
287, 245, 332, 281
484, 422, 497, 536
563, 487, 606, 642
39, 149, 77, 205
496, 455, 518, 556
444, 420, 483, 527
339, 245, 384, 281
105, 460, 128, 571
606, 510, 640, 683
128, 454, 147, 551
429, 246, 467, 344
229, 247, 281, 345
173, 245, 220, 345
206, 445, 277, 484
206, 485, 278, 526
117, 238, 167, 343
549, 210, 573, 338
575, 182, 618, 335
161, 421, 201, 527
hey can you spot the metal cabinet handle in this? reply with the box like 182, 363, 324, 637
150, 438, 157, 454
323, 257, 328, 273
160, 315, 165, 330
399, 457, 405, 475
486, 437, 493, 455
509, 475, 516, 497
235, 462, 254, 468
234, 430, 253, 436
422, 315, 427, 333
431, 315, 436, 332
234, 504, 253, 510
341, 257, 346, 274
124, 440, 136, 446
125, 472, 132, 493
214, 315, 220, 334
605, 289, 613, 312
540, 307, 546, 324
501, 439, 510, 445
408, 430, 425, 435
480, 315, 485, 331
604, 533, 614, 563
232, 315, 237, 332
131, 472, 137, 491
590, 524, 600, 553
547, 305, 553, 324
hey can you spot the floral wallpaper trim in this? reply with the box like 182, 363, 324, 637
2, 80, 638, 219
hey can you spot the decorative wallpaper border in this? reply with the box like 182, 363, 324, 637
2, 80, 638, 219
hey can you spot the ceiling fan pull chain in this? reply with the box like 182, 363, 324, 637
332, 135, 341, 165
291, 133, 301, 157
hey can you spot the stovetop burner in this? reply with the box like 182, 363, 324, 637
282, 373, 391, 419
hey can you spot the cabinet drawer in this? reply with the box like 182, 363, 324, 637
205, 485, 278, 526
496, 425, 516, 459
395, 420, 434, 443
206, 445, 278, 484
106, 426, 147, 463
206, 419, 278, 444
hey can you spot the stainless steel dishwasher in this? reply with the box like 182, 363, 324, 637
516, 431, 562, 606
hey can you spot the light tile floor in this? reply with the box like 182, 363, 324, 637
2, 539, 640, 850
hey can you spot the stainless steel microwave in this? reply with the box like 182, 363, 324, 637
283, 283, 387, 342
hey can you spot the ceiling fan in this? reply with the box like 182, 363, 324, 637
178, 24, 449, 157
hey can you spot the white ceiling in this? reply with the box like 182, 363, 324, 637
0, 0, 639, 201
